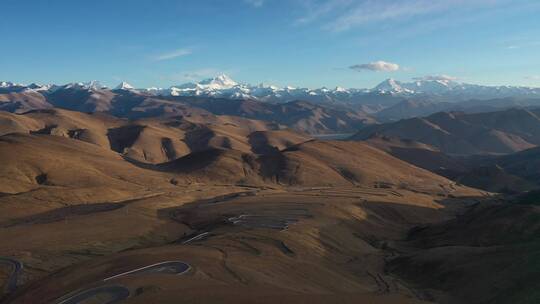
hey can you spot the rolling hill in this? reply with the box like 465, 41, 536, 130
0, 133, 170, 194
0, 108, 300, 164
178, 98, 376, 134
389, 198, 540, 304
362, 133, 539, 193
352, 108, 540, 155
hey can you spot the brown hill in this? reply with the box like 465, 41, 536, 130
18, 87, 219, 121
45, 87, 116, 112
0, 108, 292, 164
364, 133, 466, 174
158, 139, 475, 195
248, 130, 312, 154
457, 145, 540, 191
0, 91, 52, 113
0, 133, 171, 194
157, 148, 265, 185
100, 116, 297, 164
0, 108, 486, 196
0, 113, 473, 193
352, 109, 540, 155
268, 140, 462, 191
0, 109, 122, 148
375, 99, 453, 121
363, 133, 539, 193
388, 199, 540, 304
180, 98, 376, 134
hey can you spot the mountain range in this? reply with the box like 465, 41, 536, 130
1, 102, 489, 304
2, 76, 540, 304
3, 74, 540, 105
0, 79, 375, 134
4, 75, 540, 131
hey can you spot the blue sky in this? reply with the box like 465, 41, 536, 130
1, 0, 539, 89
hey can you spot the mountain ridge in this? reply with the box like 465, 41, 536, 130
3, 74, 540, 105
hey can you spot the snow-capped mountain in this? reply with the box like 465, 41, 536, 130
143, 74, 372, 103
0, 81, 21, 88
198, 74, 238, 89
0, 81, 52, 93
147, 74, 540, 102
376, 79, 540, 99
156, 74, 250, 99
2, 75, 540, 105
373, 79, 414, 94
377, 77, 465, 95
51, 81, 108, 92
114, 82, 135, 91
25, 83, 52, 91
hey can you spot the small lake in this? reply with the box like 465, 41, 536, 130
311, 133, 354, 140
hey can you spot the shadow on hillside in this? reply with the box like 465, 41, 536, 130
380, 196, 540, 304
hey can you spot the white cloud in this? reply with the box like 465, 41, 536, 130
152, 48, 192, 61
413, 75, 459, 81
350, 61, 400, 72
244, 0, 265, 7
525, 75, 540, 80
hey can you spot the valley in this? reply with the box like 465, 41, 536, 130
0, 91, 538, 303
3, 1, 540, 302
1, 76, 540, 304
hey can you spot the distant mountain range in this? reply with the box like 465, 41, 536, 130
3, 74, 540, 105
3, 75, 540, 131
0, 80, 374, 135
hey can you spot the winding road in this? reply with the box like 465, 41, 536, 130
55, 261, 190, 304
56, 285, 130, 304
104, 261, 191, 281
0, 257, 23, 294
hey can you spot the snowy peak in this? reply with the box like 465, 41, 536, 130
1, 81, 50, 93
0, 81, 27, 89
374, 79, 413, 94
0, 81, 18, 88
153, 74, 540, 102
114, 82, 135, 91
373, 77, 462, 95
163, 74, 240, 96
370, 77, 540, 98
62, 81, 107, 91
24, 83, 51, 92
2, 75, 540, 104
198, 74, 238, 90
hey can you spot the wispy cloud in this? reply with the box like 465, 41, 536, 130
505, 41, 540, 50
525, 75, 540, 80
295, 0, 352, 25
350, 61, 400, 72
296, 0, 516, 32
152, 48, 192, 61
413, 75, 459, 81
244, 0, 265, 7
